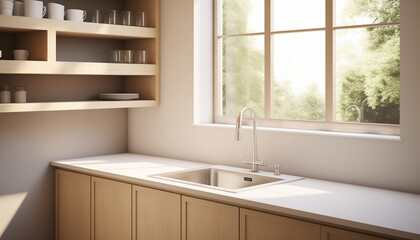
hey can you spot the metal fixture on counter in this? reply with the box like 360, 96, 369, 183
345, 105, 361, 122
235, 107, 265, 172
274, 165, 281, 175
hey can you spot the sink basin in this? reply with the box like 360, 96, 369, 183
151, 166, 304, 193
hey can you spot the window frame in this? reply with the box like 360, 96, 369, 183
213, 0, 400, 135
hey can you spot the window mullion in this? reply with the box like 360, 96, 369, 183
325, 0, 335, 122
264, 0, 273, 119
213, 0, 222, 120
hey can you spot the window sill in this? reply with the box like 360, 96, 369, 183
193, 123, 402, 142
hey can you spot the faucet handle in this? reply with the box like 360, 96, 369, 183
242, 157, 252, 165
242, 158, 265, 166
256, 157, 266, 166
255, 159, 265, 166
274, 164, 280, 175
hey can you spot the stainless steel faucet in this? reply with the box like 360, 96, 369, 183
345, 105, 361, 122
235, 107, 265, 172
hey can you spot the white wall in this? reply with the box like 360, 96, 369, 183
129, 0, 420, 194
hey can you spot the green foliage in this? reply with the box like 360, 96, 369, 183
337, 0, 400, 124
274, 82, 324, 121
342, 0, 400, 24
222, 0, 264, 117
221, 0, 400, 124
222, 0, 323, 119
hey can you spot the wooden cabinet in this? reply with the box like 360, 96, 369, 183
91, 177, 132, 240
182, 196, 239, 240
321, 226, 387, 240
240, 208, 320, 240
132, 185, 181, 240
0, 0, 160, 113
55, 170, 393, 240
55, 169, 90, 240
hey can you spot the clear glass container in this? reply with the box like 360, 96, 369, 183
92, 10, 103, 23
123, 50, 133, 63
110, 50, 123, 63
134, 50, 146, 64
121, 11, 131, 26
105, 10, 118, 24
134, 12, 145, 27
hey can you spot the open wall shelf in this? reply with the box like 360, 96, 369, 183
0, 0, 160, 113
0, 100, 158, 113
0, 61, 157, 75
0, 15, 156, 39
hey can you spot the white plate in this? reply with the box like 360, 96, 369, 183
99, 93, 139, 100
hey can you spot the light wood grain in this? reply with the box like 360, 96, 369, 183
125, 76, 157, 100
0, 0, 160, 113
321, 226, 387, 240
0, 15, 156, 39
0, 60, 156, 75
0, 100, 158, 113
182, 196, 239, 240
91, 177, 131, 240
55, 169, 90, 240
240, 208, 320, 240
51, 154, 420, 240
124, 39, 157, 64
15, 31, 48, 61
48, 30, 56, 61
132, 185, 181, 240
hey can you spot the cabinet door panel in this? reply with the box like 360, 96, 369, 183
321, 226, 387, 240
91, 177, 131, 240
55, 170, 90, 240
132, 185, 181, 240
182, 196, 239, 240
240, 208, 320, 240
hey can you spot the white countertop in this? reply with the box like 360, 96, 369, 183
51, 153, 420, 240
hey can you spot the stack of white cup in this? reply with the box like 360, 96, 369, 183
47, 2, 65, 20
24, 0, 46, 18
0, 0, 14, 16
13, 1, 24, 16
66, 9, 86, 22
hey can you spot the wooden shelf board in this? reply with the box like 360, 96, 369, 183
0, 15, 156, 39
0, 60, 157, 75
0, 100, 158, 113
54, 62, 157, 76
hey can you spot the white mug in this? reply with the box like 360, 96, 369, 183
24, 0, 46, 18
48, 2, 65, 20
0, 0, 14, 16
13, 49, 29, 60
13, 1, 24, 16
66, 9, 86, 22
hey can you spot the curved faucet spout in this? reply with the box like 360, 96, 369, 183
345, 105, 361, 122
235, 107, 264, 172
235, 107, 255, 142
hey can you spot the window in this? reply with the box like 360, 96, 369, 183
214, 0, 400, 135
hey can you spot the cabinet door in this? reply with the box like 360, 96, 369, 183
55, 169, 90, 240
321, 226, 387, 240
182, 196, 239, 240
91, 177, 131, 240
240, 208, 320, 240
132, 185, 181, 240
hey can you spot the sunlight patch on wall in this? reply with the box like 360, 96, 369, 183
0, 192, 28, 237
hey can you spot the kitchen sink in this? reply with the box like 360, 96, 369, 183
150, 166, 304, 193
